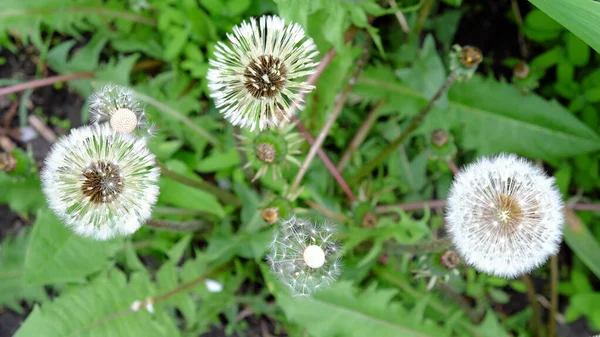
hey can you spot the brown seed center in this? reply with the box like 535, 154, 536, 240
492, 194, 524, 229
81, 161, 123, 204
244, 55, 287, 99
256, 143, 276, 163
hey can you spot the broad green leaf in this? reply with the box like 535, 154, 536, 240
357, 72, 600, 160
0, 173, 45, 216
563, 210, 600, 280
0, 229, 47, 312
273, 279, 449, 337
158, 160, 225, 218
14, 270, 170, 337
23, 210, 122, 285
196, 149, 240, 173
529, 0, 600, 53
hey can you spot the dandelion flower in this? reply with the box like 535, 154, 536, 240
89, 84, 151, 135
207, 15, 318, 131
41, 124, 160, 240
267, 217, 341, 296
446, 154, 564, 278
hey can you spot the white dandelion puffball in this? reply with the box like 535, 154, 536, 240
89, 84, 149, 134
267, 217, 341, 297
446, 154, 564, 278
207, 15, 318, 131
41, 124, 160, 240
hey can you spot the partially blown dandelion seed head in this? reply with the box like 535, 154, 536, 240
446, 154, 564, 278
207, 15, 318, 131
89, 85, 150, 135
267, 217, 342, 297
41, 124, 160, 240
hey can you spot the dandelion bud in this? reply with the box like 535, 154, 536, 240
267, 217, 342, 296
440, 250, 460, 269
0, 152, 16, 173
41, 124, 160, 240
513, 62, 530, 79
446, 154, 564, 278
431, 129, 449, 148
449, 45, 482, 82
89, 85, 149, 135
207, 15, 318, 131
239, 123, 302, 182
262, 207, 280, 224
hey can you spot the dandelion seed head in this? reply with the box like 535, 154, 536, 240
207, 15, 318, 131
41, 124, 160, 240
266, 216, 342, 296
89, 85, 150, 136
446, 154, 564, 278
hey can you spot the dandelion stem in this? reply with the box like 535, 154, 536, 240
522, 274, 543, 337
436, 283, 483, 324
389, 0, 410, 33
0, 72, 93, 97
293, 118, 356, 202
348, 71, 457, 185
549, 254, 559, 337
414, 0, 434, 36
156, 160, 240, 207
136, 92, 221, 148
376, 200, 600, 213
145, 219, 212, 233
386, 238, 452, 255
336, 99, 386, 172
289, 46, 370, 200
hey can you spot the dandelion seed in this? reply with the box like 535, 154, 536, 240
89, 84, 150, 135
207, 15, 318, 131
41, 124, 160, 240
267, 216, 342, 297
445, 154, 564, 278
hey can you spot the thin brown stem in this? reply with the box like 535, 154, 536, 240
389, 0, 410, 33
145, 219, 212, 233
414, 0, 434, 36
348, 72, 457, 185
156, 160, 240, 207
447, 161, 459, 175
337, 100, 386, 172
0, 72, 93, 97
511, 0, 529, 58
376, 200, 600, 213
522, 274, 542, 337
570, 203, 600, 211
305, 200, 348, 222
290, 46, 370, 200
386, 238, 452, 255
293, 118, 356, 201
549, 254, 558, 337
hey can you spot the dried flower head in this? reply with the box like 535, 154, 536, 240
446, 154, 564, 278
262, 207, 280, 224
41, 124, 160, 240
431, 129, 449, 148
267, 217, 342, 296
0, 152, 16, 172
89, 85, 152, 135
207, 15, 318, 131
513, 62, 530, 79
449, 45, 482, 82
238, 122, 302, 182
440, 250, 461, 269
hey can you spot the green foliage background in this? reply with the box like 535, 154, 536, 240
1, 0, 600, 336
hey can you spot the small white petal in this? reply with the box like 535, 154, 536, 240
205, 279, 224, 293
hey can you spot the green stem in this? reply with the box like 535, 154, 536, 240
386, 237, 452, 255
522, 274, 542, 337
549, 255, 558, 337
145, 219, 212, 233
348, 72, 456, 185
436, 282, 483, 324
414, 0, 434, 36
156, 160, 240, 207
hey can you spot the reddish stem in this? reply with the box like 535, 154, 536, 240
0, 72, 93, 97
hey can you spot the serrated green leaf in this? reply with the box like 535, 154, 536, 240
273, 279, 449, 337
14, 270, 169, 337
23, 209, 122, 285
0, 229, 48, 313
358, 72, 600, 160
